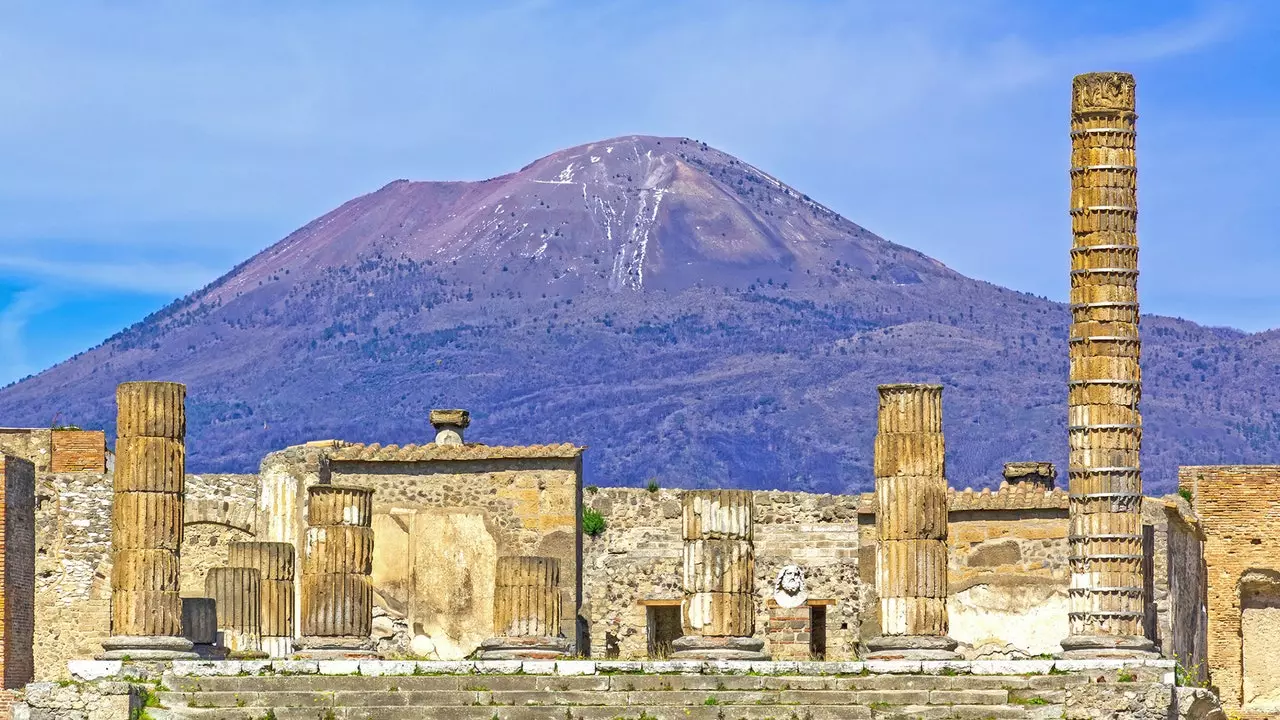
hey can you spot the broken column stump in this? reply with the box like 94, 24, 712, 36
866, 383, 959, 660
478, 556, 571, 659
228, 541, 296, 658
672, 489, 768, 660
100, 381, 196, 660
206, 567, 267, 658
297, 484, 377, 658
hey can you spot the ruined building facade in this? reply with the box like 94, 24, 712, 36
0, 71, 1268, 719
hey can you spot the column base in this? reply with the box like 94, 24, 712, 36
1059, 634, 1157, 659
262, 636, 295, 659
865, 635, 960, 660
98, 636, 198, 660
476, 636, 572, 660
294, 635, 378, 659
670, 636, 769, 661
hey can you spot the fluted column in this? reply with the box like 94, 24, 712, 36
229, 541, 296, 658
100, 381, 196, 659
478, 557, 571, 659
1062, 71, 1154, 658
206, 567, 266, 658
297, 485, 376, 657
867, 383, 958, 659
671, 490, 767, 660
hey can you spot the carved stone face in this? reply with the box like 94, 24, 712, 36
777, 565, 804, 595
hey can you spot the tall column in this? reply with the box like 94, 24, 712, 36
205, 567, 266, 658
298, 485, 376, 658
228, 541, 296, 658
100, 381, 196, 659
478, 557, 570, 659
671, 490, 767, 660
866, 383, 957, 660
1062, 71, 1154, 657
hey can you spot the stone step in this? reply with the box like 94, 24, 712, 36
157, 685, 1062, 708
163, 704, 1067, 720
161, 671, 1085, 694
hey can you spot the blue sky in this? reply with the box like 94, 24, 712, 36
1, 0, 1277, 385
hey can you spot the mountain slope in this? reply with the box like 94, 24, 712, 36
1, 135, 1275, 494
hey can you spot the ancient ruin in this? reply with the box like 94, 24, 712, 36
99, 381, 196, 661
867, 383, 958, 660
0, 70, 1252, 719
1064, 70, 1154, 659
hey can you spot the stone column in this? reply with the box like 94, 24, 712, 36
671, 489, 767, 660
478, 556, 571, 659
205, 567, 266, 658
867, 383, 958, 660
1062, 71, 1154, 658
228, 541, 296, 658
298, 485, 376, 658
100, 381, 196, 660
430, 408, 470, 445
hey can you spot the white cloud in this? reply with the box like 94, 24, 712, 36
0, 256, 221, 296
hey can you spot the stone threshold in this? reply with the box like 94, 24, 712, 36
68, 657, 1176, 681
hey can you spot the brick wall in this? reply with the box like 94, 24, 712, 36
49, 431, 106, 473
1180, 465, 1280, 715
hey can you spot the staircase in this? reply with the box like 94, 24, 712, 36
154, 671, 1087, 719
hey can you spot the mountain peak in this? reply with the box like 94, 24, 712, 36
1, 136, 1271, 495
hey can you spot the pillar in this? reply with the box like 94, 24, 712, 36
205, 567, 266, 658
430, 408, 470, 445
866, 383, 958, 659
228, 541, 296, 658
297, 485, 376, 658
1062, 71, 1154, 657
671, 490, 767, 660
100, 381, 196, 659
477, 556, 570, 659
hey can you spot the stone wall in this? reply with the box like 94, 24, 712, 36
325, 447, 583, 660
0, 458, 34, 691
1163, 496, 1209, 685
32, 473, 111, 682
585, 484, 1200, 662
47, 433, 104, 474
584, 488, 864, 660
1180, 464, 1280, 716
180, 474, 259, 597
0, 431, 50, 475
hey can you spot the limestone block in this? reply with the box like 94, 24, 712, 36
116, 381, 185, 439
111, 589, 182, 637
301, 573, 372, 638
260, 579, 295, 638
113, 436, 184, 493
683, 490, 753, 541
682, 591, 754, 637
227, 542, 295, 581
182, 597, 218, 645
371, 511, 412, 614
110, 549, 180, 591
307, 485, 374, 528
493, 556, 562, 639
410, 509, 497, 660
111, 491, 183, 551
682, 539, 754, 595
304, 525, 374, 575
206, 567, 263, 655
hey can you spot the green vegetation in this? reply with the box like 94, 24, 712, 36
1117, 669, 1137, 683
646, 478, 660, 493
583, 507, 607, 537
1178, 488, 1194, 503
